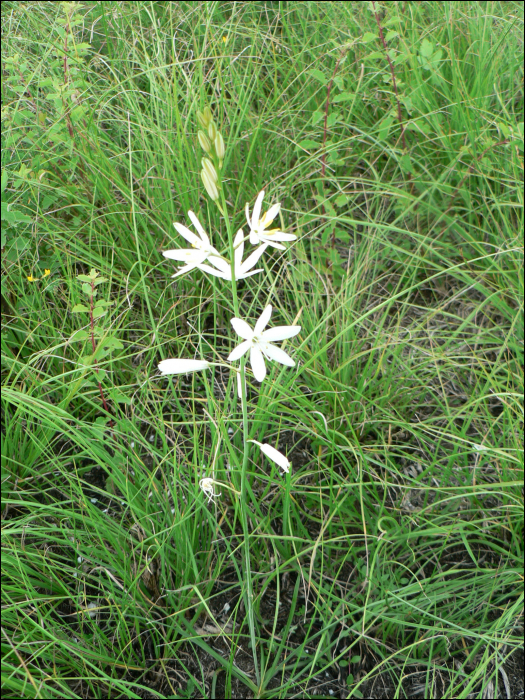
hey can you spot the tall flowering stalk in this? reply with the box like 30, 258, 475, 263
157, 107, 301, 683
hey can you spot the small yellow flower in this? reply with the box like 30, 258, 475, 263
222, 36, 227, 44
43, 269, 51, 277
27, 275, 36, 282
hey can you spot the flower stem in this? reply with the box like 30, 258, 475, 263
218, 182, 259, 686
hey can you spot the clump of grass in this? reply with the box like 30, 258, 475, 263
2, 2, 523, 699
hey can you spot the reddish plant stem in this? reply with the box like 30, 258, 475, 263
321, 52, 344, 180
62, 7, 74, 138
89, 280, 113, 427
372, 1, 406, 151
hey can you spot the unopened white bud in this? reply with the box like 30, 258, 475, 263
196, 110, 207, 129
207, 120, 217, 141
201, 157, 218, 183
201, 169, 219, 200
214, 132, 225, 159
158, 359, 210, 375
198, 130, 211, 153
203, 106, 212, 125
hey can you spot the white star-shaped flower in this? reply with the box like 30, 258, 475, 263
198, 229, 267, 281
245, 190, 297, 250
163, 210, 222, 277
227, 304, 301, 382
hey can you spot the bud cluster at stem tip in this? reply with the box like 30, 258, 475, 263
196, 106, 226, 187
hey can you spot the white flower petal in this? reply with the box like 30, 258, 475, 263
172, 263, 198, 278
239, 244, 268, 275
254, 305, 272, 335
158, 359, 209, 375
263, 203, 281, 227
261, 325, 301, 342
249, 229, 260, 245
197, 263, 228, 278
261, 342, 295, 367
238, 268, 262, 279
259, 443, 290, 472
234, 228, 244, 247
263, 231, 297, 242
163, 248, 208, 264
187, 210, 209, 244
173, 222, 199, 245
199, 477, 220, 502
245, 202, 252, 229
252, 190, 265, 228
261, 239, 286, 250
207, 254, 226, 267
250, 345, 267, 382
231, 318, 254, 339
207, 256, 230, 273
228, 339, 251, 362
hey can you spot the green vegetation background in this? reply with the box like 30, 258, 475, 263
2, 1, 523, 698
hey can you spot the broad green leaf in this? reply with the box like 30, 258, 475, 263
109, 389, 132, 405
366, 51, 384, 60
308, 69, 327, 85
70, 329, 89, 341
420, 38, 433, 57
76, 274, 94, 283
101, 337, 123, 350
1, 204, 32, 224
78, 354, 93, 367
297, 139, 321, 150
92, 306, 106, 319
399, 154, 415, 174
93, 368, 107, 382
333, 92, 355, 103
377, 114, 395, 140
71, 304, 90, 313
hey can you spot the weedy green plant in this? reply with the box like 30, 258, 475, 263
2, 1, 91, 262
70, 268, 122, 425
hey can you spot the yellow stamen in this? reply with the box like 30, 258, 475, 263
43, 269, 51, 277
27, 275, 36, 282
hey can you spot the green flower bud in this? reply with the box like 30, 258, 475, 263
201, 157, 218, 183
198, 130, 211, 153
203, 106, 212, 125
201, 168, 219, 200
196, 110, 207, 129
214, 132, 225, 159
207, 120, 217, 141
